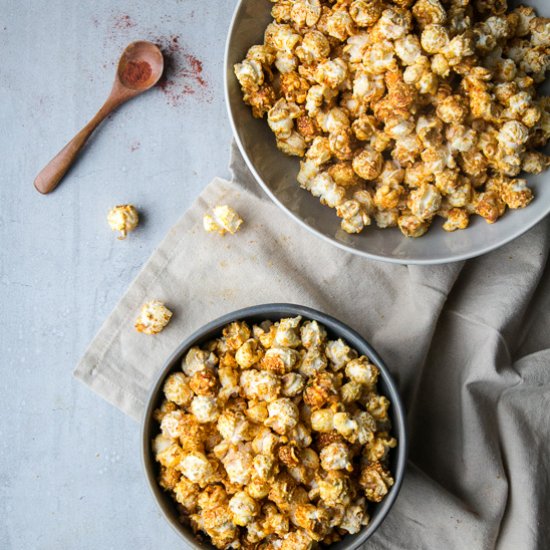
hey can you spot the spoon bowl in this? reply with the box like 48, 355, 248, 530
116, 40, 164, 92
34, 41, 164, 195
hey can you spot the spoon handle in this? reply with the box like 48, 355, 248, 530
34, 97, 121, 194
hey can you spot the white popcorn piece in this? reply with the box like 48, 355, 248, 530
222, 443, 254, 485
265, 398, 299, 434
163, 373, 193, 407
234, 59, 264, 92
345, 357, 379, 387
325, 339, 358, 370
107, 204, 139, 239
182, 346, 218, 377
320, 442, 353, 472
240, 369, 281, 402
229, 491, 260, 526
190, 395, 219, 424
300, 320, 327, 349
274, 316, 303, 348
281, 372, 306, 397
179, 451, 214, 486
134, 300, 172, 335
203, 205, 244, 236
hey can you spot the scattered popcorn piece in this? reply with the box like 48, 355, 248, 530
107, 204, 138, 239
203, 205, 243, 236
134, 300, 172, 335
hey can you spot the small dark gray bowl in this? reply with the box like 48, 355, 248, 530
142, 304, 407, 550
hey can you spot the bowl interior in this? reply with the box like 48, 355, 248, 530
143, 304, 407, 550
225, 0, 550, 264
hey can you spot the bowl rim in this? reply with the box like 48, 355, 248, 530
223, 0, 550, 266
141, 303, 408, 550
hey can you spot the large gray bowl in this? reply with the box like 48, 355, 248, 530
142, 304, 407, 550
224, 0, 550, 265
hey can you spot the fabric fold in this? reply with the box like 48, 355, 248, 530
75, 144, 550, 550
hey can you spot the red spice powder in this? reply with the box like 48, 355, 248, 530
113, 14, 136, 30
102, 14, 210, 105
154, 35, 210, 105
121, 60, 152, 86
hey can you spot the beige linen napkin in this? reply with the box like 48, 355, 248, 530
75, 144, 550, 550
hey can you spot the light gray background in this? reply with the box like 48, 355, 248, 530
0, 1, 237, 547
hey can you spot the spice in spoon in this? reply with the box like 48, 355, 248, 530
120, 60, 152, 87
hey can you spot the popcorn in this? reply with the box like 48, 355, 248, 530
263, 347, 300, 374
350, 0, 384, 28
325, 338, 358, 370
173, 477, 199, 512
203, 205, 243, 236
442, 207, 470, 232
241, 369, 281, 402
320, 442, 353, 471
407, 184, 442, 220
359, 462, 395, 502
179, 450, 215, 486
499, 178, 533, 209
274, 316, 303, 348
345, 357, 380, 387
412, 0, 447, 29
314, 58, 349, 89
267, 23, 301, 53
229, 491, 260, 526
290, 0, 322, 29
107, 204, 138, 239
421, 24, 450, 54
183, 346, 218, 376
237, 0, 549, 239
299, 346, 328, 377
268, 98, 301, 139
352, 147, 383, 180
296, 31, 330, 64
234, 59, 264, 92
326, 10, 355, 42
134, 300, 172, 335
190, 395, 219, 424
497, 120, 530, 153
265, 397, 300, 434
395, 34, 423, 65
163, 373, 193, 407
340, 499, 370, 534
189, 369, 219, 397
153, 317, 397, 548
236, 338, 264, 369
371, 8, 412, 41
397, 211, 430, 237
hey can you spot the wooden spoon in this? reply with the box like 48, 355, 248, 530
34, 41, 164, 194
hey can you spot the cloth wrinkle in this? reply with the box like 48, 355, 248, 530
74, 143, 550, 550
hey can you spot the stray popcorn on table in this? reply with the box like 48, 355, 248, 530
234, 0, 550, 237
134, 300, 173, 335
203, 205, 244, 235
107, 204, 139, 239
152, 315, 397, 549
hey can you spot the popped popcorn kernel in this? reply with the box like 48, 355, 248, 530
203, 205, 243, 236
134, 300, 172, 335
107, 204, 138, 239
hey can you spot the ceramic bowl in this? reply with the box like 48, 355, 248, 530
142, 304, 407, 549
224, 0, 550, 265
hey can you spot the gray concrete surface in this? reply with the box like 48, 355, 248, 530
0, 1, 238, 547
